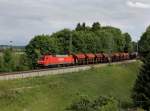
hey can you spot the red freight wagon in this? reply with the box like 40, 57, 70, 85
111, 53, 120, 61
103, 53, 110, 62
119, 53, 129, 60
95, 53, 104, 63
38, 55, 74, 66
130, 52, 137, 59
72, 53, 86, 65
85, 53, 95, 64
122, 53, 129, 60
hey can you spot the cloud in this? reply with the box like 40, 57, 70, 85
0, 0, 149, 45
127, 0, 150, 8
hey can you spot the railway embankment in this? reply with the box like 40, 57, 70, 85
0, 60, 137, 80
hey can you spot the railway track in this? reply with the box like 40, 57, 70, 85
0, 59, 137, 80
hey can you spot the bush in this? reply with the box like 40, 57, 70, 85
68, 96, 119, 111
68, 97, 93, 111
16, 54, 31, 71
0, 56, 4, 72
0, 49, 31, 72
92, 96, 118, 111
2, 49, 15, 72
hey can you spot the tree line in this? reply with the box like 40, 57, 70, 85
25, 22, 135, 68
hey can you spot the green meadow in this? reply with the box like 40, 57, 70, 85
0, 61, 141, 111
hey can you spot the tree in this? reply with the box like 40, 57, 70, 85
132, 53, 150, 110
3, 49, 15, 72
123, 33, 132, 52
139, 26, 150, 59
75, 23, 90, 31
76, 23, 82, 31
72, 31, 88, 53
25, 35, 60, 68
82, 22, 86, 29
51, 29, 72, 54
132, 41, 137, 52
146, 25, 150, 32
96, 30, 113, 53
92, 22, 101, 31
101, 26, 126, 52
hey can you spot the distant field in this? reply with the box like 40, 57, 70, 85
0, 61, 141, 111
0, 51, 24, 56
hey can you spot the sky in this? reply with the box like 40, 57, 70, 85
0, 0, 149, 45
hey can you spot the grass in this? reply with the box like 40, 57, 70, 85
0, 61, 141, 111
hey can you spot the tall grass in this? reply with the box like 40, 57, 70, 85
0, 61, 141, 111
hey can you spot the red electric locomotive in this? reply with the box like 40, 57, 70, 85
38, 55, 74, 67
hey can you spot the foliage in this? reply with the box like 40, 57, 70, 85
139, 25, 150, 59
2, 49, 15, 72
101, 26, 126, 52
92, 22, 101, 31
132, 41, 137, 52
132, 53, 150, 110
0, 56, 4, 72
68, 96, 93, 111
123, 33, 133, 52
25, 22, 134, 68
0, 49, 31, 72
25, 35, 60, 68
68, 96, 118, 111
72, 31, 98, 53
51, 29, 72, 54
16, 54, 31, 71
92, 96, 118, 111
75, 23, 90, 31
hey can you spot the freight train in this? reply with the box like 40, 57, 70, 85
37, 52, 137, 67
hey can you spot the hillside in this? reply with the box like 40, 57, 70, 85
0, 61, 141, 111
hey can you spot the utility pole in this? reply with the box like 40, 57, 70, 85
137, 36, 139, 56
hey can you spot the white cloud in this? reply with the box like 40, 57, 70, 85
127, 0, 150, 8
0, 0, 149, 45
